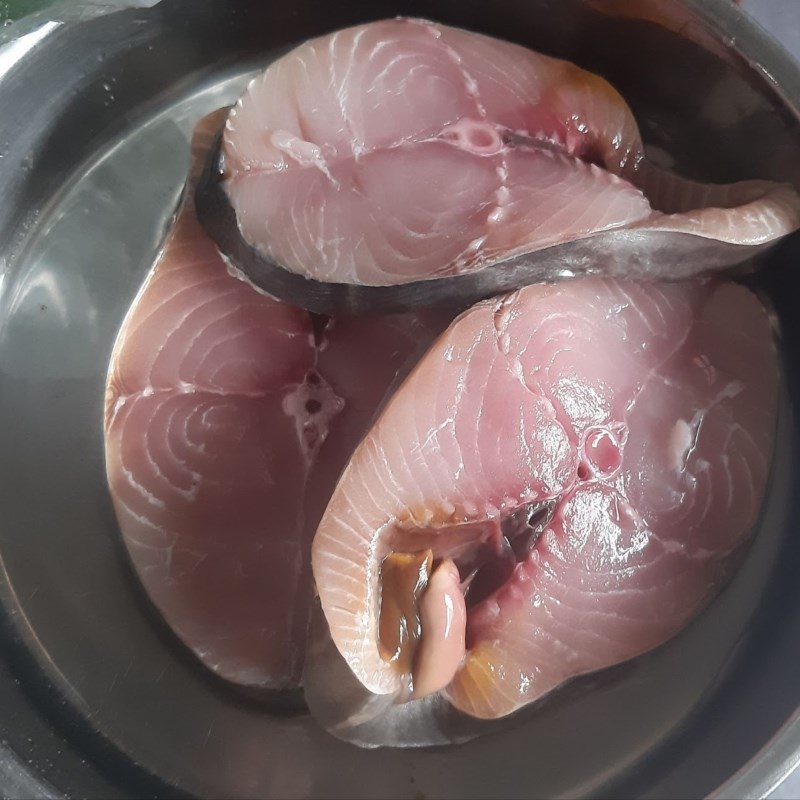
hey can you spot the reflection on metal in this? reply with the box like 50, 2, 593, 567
0, 1, 799, 799
0, 20, 59, 81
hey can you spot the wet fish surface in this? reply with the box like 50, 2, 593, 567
311, 278, 778, 729
106, 19, 786, 751
104, 112, 451, 688
204, 18, 800, 312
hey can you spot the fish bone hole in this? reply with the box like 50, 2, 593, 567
577, 462, 590, 481
583, 427, 623, 477
305, 398, 322, 414
469, 128, 495, 149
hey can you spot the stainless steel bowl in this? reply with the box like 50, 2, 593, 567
1, 1, 800, 797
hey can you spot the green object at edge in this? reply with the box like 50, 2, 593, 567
1, 0, 58, 24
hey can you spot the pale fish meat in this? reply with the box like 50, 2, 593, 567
216, 18, 800, 298
104, 112, 451, 688
311, 277, 778, 741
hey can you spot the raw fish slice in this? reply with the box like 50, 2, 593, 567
105, 111, 317, 688
312, 279, 777, 728
631, 161, 800, 246
314, 298, 580, 696
226, 142, 507, 285
105, 111, 454, 687
314, 311, 455, 463
305, 308, 454, 518
452, 288, 776, 719
227, 141, 651, 286
107, 391, 308, 686
106, 201, 311, 399
302, 310, 455, 631
211, 18, 800, 305
221, 19, 639, 178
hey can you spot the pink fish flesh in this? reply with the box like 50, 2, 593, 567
220, 18, 800, 288
104, 113, 451, 688
311, 278, 778, 722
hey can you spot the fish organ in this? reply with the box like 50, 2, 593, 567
221, 18, 800, 287
312, 278, 778, 718
104, 113, 450, 688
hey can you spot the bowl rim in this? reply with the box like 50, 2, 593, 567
2, 1, 800, 798
680, 1, 800, 792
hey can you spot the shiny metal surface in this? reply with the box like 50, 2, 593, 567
1, 1, 800, 798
